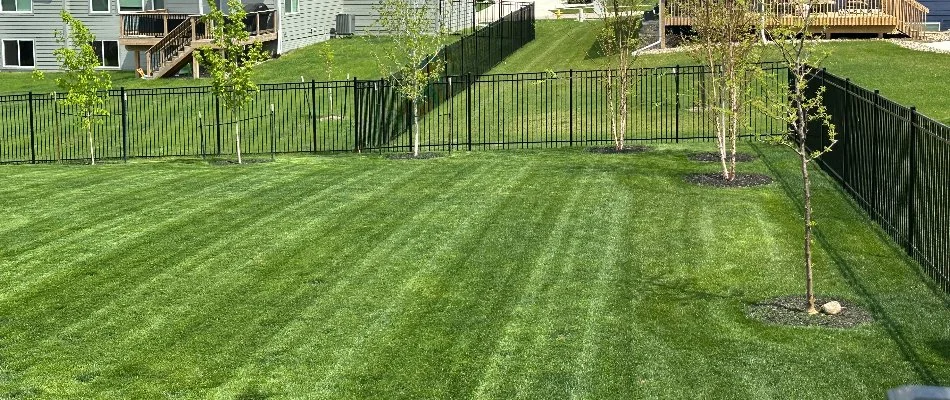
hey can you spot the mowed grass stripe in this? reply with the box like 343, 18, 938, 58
0, 168, 310, 302
0, 162, 426, 394
305, 162, 551, 399
0, 146, 947, 399
471, 171, 595, 399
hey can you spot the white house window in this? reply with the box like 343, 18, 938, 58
119, 0, 143, 12
92, 40, 119, 67
2, 40, 35, 68
90, 0, 110, 13
0, 0, 32, 12
284, 0, 298, 14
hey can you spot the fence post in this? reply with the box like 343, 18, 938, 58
907, 106, 918, 256
28, 92, 36, 164
873, 89, 881, 208
843, 78, 851, 180
569, 69, 574, 146
353, 77, 360, 153
270, 103, 276, 161
310, 79, 318, 153
198, 112, 206, 158
215, 95, 222, 155
467, 72, 473, 151
121, 88, 128, 162
674, 66, 680, 143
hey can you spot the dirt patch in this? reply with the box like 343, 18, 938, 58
385, 152, 445, 160
688, 152, 756, 163
586, 145, 651, 154
747, 295, 874, 329
684, 172, 773, 188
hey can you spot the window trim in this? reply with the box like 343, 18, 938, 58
89, 0, 111, 14
118, 0, 145, 12
1, 39, 36, 69
92, 40, 121, 69
283, 0, 298, 15
0, 0, 33, 13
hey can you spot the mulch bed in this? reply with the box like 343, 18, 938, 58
586, 145, 651, 154
684, 172, 773, 188
385, 152, 445, 160
747, 295, 874, 329
688, 152, 756, 163
209, 158, 273, 165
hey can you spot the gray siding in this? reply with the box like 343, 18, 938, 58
1, 0, 470, 73
341, 0, 473, 35
279, 0, 342, 52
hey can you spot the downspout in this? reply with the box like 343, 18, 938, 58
275, 0, 283, 54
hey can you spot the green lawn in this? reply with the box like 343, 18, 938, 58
0, 145, 947, 398
0, 36, 397, 95
490, 20, 950, 124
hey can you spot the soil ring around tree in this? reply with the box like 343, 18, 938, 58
688, 152, 756, 163
586, 145, 652, 154
385, 152, 446, 160
209, 158, 274, 166
684, 172, 773, 188
746, 295, 874, 329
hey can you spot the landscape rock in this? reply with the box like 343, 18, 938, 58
821, 301, 843, 315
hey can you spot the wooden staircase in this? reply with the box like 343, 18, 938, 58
143, 10, 278, 79
144, 16, 209, 79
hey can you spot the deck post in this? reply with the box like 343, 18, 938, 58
659, 0, 667, 49
192, 56, 200, 79
145, 52, 152, 76
256, 13, 261, 36
163, 14, 169, 36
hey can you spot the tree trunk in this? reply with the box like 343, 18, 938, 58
796, 100, 817, 314
87, 114, 96, 166
801, 141, 817, 314
412, 98, 420, 157
235, 114, 243, 164
718, 94, 729, 180
729, 81, 740, 179
618, 69, 627, 151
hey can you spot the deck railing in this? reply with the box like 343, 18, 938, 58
120, 11, 191, 38
120, 9, 277, 39
665, 0, 929, 37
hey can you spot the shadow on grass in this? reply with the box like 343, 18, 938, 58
753, 142, 943, 386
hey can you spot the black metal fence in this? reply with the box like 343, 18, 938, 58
0, 61, 787, 162
806, 68, 950, 292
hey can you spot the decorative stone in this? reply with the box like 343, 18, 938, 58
821, 301, 843, 315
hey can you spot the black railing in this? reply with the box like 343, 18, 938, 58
804, 68, 950, 293
363, 2, 536, 151
0, 63, 787, 162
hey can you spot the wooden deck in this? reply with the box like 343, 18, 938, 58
663, 0, 930, 37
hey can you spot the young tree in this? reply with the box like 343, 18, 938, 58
682, 0, 760, 180
47, 11, 113, 165
596, 0, 642, 151
374, 0, 452, 157
755, 5, 837, 314
320, 42, 337, 115
193, 0, 270, 164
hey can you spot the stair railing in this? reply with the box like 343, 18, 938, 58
145, 16, 207, 77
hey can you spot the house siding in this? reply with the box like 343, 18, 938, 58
280, 0, 341, 52
920, 0, 950, 29
341, 0, 473, 35
0, 0, 474, 73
